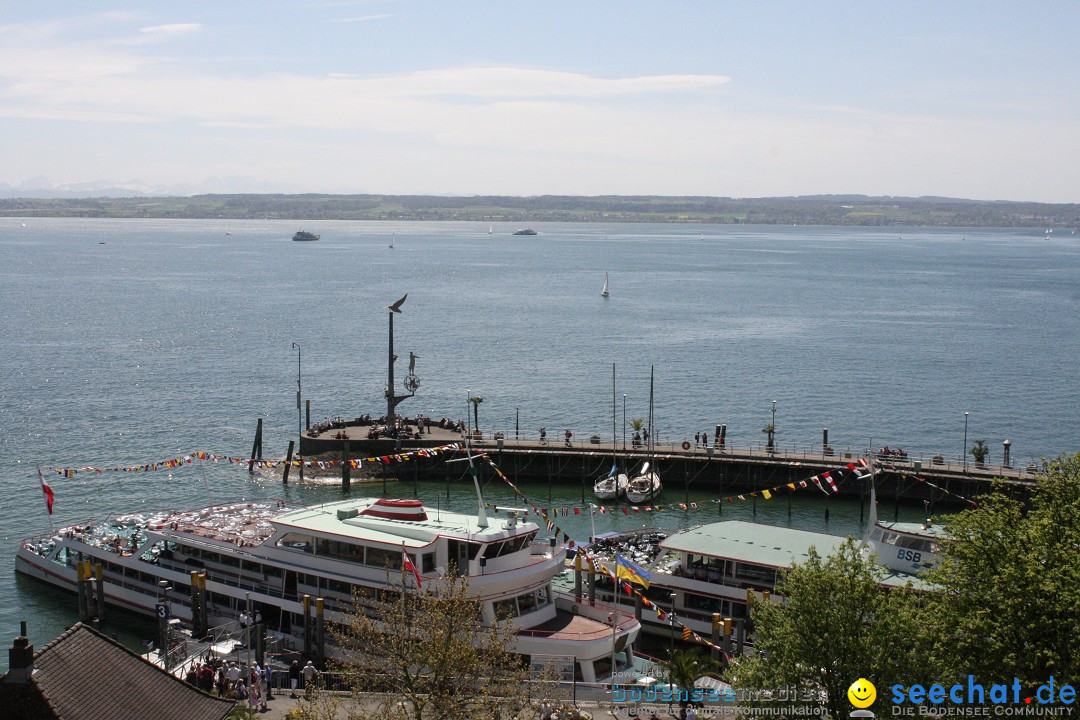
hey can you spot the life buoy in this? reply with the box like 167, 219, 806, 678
681, 441, 691, 450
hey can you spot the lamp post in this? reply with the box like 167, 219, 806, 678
292, 342, 303, 481
669, 591, 678, 659
622, 394, 627, 452
963, 411, 969, 472
771, 400, 777, 452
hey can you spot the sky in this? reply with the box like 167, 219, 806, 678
1, 2, 1078, 202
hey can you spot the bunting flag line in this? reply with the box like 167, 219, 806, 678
43, 443, 463, 478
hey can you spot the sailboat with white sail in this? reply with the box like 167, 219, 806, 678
601, 272, 609, 298
625, 366, 661, 503
389, 233, 395, 249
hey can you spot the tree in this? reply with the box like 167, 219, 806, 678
761, 423, 775, 451
663, 648, 717, 720
969, 439, 989, 465
469, 396, 484, 434
925, 453, 1080, 689
727, 539, 936, 720
322, 569, 555, 720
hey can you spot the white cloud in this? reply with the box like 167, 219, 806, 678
139, 23, 201, 36
327, 14, 392, 24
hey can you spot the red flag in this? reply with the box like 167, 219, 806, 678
39, 467, 54, 515
402, 548, 422, 588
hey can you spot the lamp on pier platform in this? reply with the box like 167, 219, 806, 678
963, 411, 969, 472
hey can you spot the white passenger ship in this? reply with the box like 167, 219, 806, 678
16, 496, 640, 683
580, 473, 941, 642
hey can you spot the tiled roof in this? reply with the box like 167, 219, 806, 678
0, 623, 234, 720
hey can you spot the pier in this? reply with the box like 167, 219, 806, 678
293, 296, 1034, 508
298, 417, 1034, 508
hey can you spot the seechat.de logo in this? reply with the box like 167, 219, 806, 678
849, 678, 878, 709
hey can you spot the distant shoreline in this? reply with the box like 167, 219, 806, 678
2, 192, 1078, 228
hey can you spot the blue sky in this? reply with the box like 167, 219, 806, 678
1, 2, 1077, 201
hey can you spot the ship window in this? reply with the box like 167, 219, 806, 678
685, 592, 722, 614
494, 598, 517, 619
734, 562, 775, 584
327, 578, 351, 594
277, 533, 314, 553
322, 539, 365, 563
422, 553, 435, 573
366, 547, 397, 569
517, 591, 539, 614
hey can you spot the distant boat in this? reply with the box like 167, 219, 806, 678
292, 230, 319, 242
513, 228, 537, 236
390, 233, 395, 249
488, 225, 493, 235
601, 272, 609, 298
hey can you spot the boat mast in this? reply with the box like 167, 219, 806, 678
611, 363, 617, 471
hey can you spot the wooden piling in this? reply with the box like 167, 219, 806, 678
249, 418, 263, 473
341, 441, 350, 491
283, 441, 294, 484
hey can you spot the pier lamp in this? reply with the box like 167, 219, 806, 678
963, 411, 969, 472
771, 400, 777, 451
623, 394, 627, 452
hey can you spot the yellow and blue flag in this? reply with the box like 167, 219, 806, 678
616, 554, 651, 589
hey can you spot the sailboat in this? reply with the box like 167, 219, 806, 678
389, 233, 395, 249
601, 272, 609, 298
488, 225, 493, 235
625, 366, 661, 503
594, 363, 627, 500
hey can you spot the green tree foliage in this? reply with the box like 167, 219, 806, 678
728, 539, 934, 719
663, 647, 718, 719
926, 453, 1080, 689
322, 569, 553, 720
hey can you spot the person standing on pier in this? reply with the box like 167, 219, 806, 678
539, 427, 547, 444
694, 432, 700, 447
702, 431, 708, 447
564, 429, 573, 446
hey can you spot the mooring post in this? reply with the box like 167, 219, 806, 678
249, 418, 263, 473
283, 441, 294, 484
341, 441, 351, 492
316, 598, 325, 669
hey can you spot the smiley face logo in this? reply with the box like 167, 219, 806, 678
848, 678, 877, 708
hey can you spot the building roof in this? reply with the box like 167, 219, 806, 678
0, 623, 233, 720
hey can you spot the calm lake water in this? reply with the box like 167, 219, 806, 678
2, 218, 1077, 667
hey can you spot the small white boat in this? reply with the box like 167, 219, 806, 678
601, 272, 609, 298
594, 470, 628, 501
389, 233, 395, 249
625, 462, 661, 504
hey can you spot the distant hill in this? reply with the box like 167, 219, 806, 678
1, 193, 1077, 227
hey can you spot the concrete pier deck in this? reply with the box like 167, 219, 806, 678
297, 418, 1034, 506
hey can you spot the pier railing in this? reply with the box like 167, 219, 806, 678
469, 430, 1036, 482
